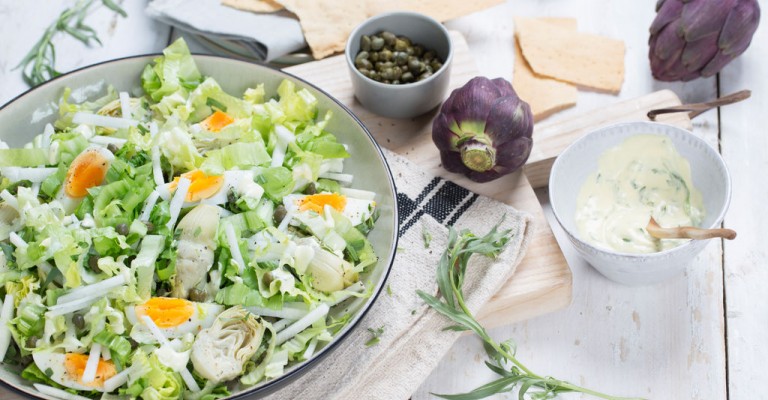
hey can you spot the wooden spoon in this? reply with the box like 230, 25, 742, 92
646, 217, 737, 240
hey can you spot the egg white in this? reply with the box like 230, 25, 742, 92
125, 300, 224, 340
283, 193, 375, 226
32, 351, 111, 392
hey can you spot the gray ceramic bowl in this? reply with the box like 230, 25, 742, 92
549, 122, 731, 286
345, 11, 453, 119
0, 55, 398, 399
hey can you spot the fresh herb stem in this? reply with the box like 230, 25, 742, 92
418, 220, 643, 400
16, 0, 127, 87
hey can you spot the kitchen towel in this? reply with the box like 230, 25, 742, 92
264, 149, 534, 400
145, 0, 306, 61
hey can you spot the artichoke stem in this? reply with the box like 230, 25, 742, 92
460, 142, 495, 172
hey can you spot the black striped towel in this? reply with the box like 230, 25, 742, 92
267, 149, 534, 400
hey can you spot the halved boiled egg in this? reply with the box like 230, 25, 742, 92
169, 169, 225, 202
125, 297, 223, 338
56, 146, 115, 213
165, 169, 262, 206
32, 352, 117, 392
200, 110, 234, 132
283, 193, 375, 225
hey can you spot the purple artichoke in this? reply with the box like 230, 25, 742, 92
432, 77, 533, 183
649, 0, 761, 82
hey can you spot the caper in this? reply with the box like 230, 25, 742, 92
273, 205, 287, 225
392, 80, 400, 84
413, 45, 424, 57
107, 143, 119, 154
360, 35, 372, 52
419, 71, 433, 81
26, 336, 38, 348
381, 31, 396, 46
116, 223, 129, 236
371, 36, 385, 51
424, 51, 435, 61
359, 68, 371, 77
370, 52, 379, 62
144, 221, 155, 233
408, 59, 421, 73
392, 67, 402, 80
379, 49, 392, 62
355, 51, 369, 63
73, 314, 85, 330
394, 39, 408, 52
88, 255, 101, 273
188, 288, 207, 302
395, 52, 408, 66
431, 60, 442, 71
304, 182, 317, 195
361, 59, 373, 70
401, 72, 414, 82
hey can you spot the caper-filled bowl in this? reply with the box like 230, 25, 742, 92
345, 11, 453, 119
549, 122, 731, 286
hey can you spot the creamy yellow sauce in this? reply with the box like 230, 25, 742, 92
575, 134, 705, 253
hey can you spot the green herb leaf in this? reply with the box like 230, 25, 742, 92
422, 219, 642, 400
15, 0, 127, 87
364, 326, 384, 347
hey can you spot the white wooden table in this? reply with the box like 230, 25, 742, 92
0, 1, 765, 399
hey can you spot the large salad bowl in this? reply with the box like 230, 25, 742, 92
0, 51, 397, 399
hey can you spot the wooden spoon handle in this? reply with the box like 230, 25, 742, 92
647, 90, 751, 120
646, 217, 737, 240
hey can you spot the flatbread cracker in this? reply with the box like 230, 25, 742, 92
368, 0, 505, 25
513, 18, 577, 121
275, 0, 504, 59
276, 0, 368, 59
222, 0, 283, 13
515, 17, 625, 93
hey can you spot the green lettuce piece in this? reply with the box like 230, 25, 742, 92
92, 177, 153, 228
331, 209, 377, 271
91, 227, 130, 257
221, 211, 266, 234
277, 80, 317, 123
141, 38, 202, 102
50, 130, 88, 165
316, 178, 340, 194
21, 363, 61, 387
133, 235, 165, 300
154, 126, 203, 172
199, 142, 270, 175
215, 281, 268, 307
125, 351, 184, 400
188, 77, 250, 122
0, 149, 49, 167
93, 330, 132, 370
55, 85, 118, 130
256, 167, 294, 202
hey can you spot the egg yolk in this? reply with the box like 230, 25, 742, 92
201, 110, 234, 132
299, 193, 347, 214
169, 169, 224, 202
65, 149, 110, 198
64, 353, 117, 387
136, 297, 195, 328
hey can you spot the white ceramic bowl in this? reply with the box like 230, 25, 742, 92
549, 121, 731, 285
345, 11, 453, 119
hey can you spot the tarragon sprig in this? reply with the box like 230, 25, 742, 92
16, 0, 127, 87
417, 221, 643, 400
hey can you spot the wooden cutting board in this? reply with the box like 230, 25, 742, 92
284, 31, 692, 328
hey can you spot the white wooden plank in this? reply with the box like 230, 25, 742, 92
416, 1, 726, 399
718, 12, 767, 400
0, 0, 171, 105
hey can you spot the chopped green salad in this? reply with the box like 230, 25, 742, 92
0, 38, 379, 399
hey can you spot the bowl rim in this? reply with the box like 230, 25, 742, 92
0, 53, 399, 400
344, 10, 454, 89
548, 120, 732, 259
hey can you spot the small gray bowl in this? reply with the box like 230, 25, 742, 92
345, 11, 453, 119
549, 122, 731, 286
